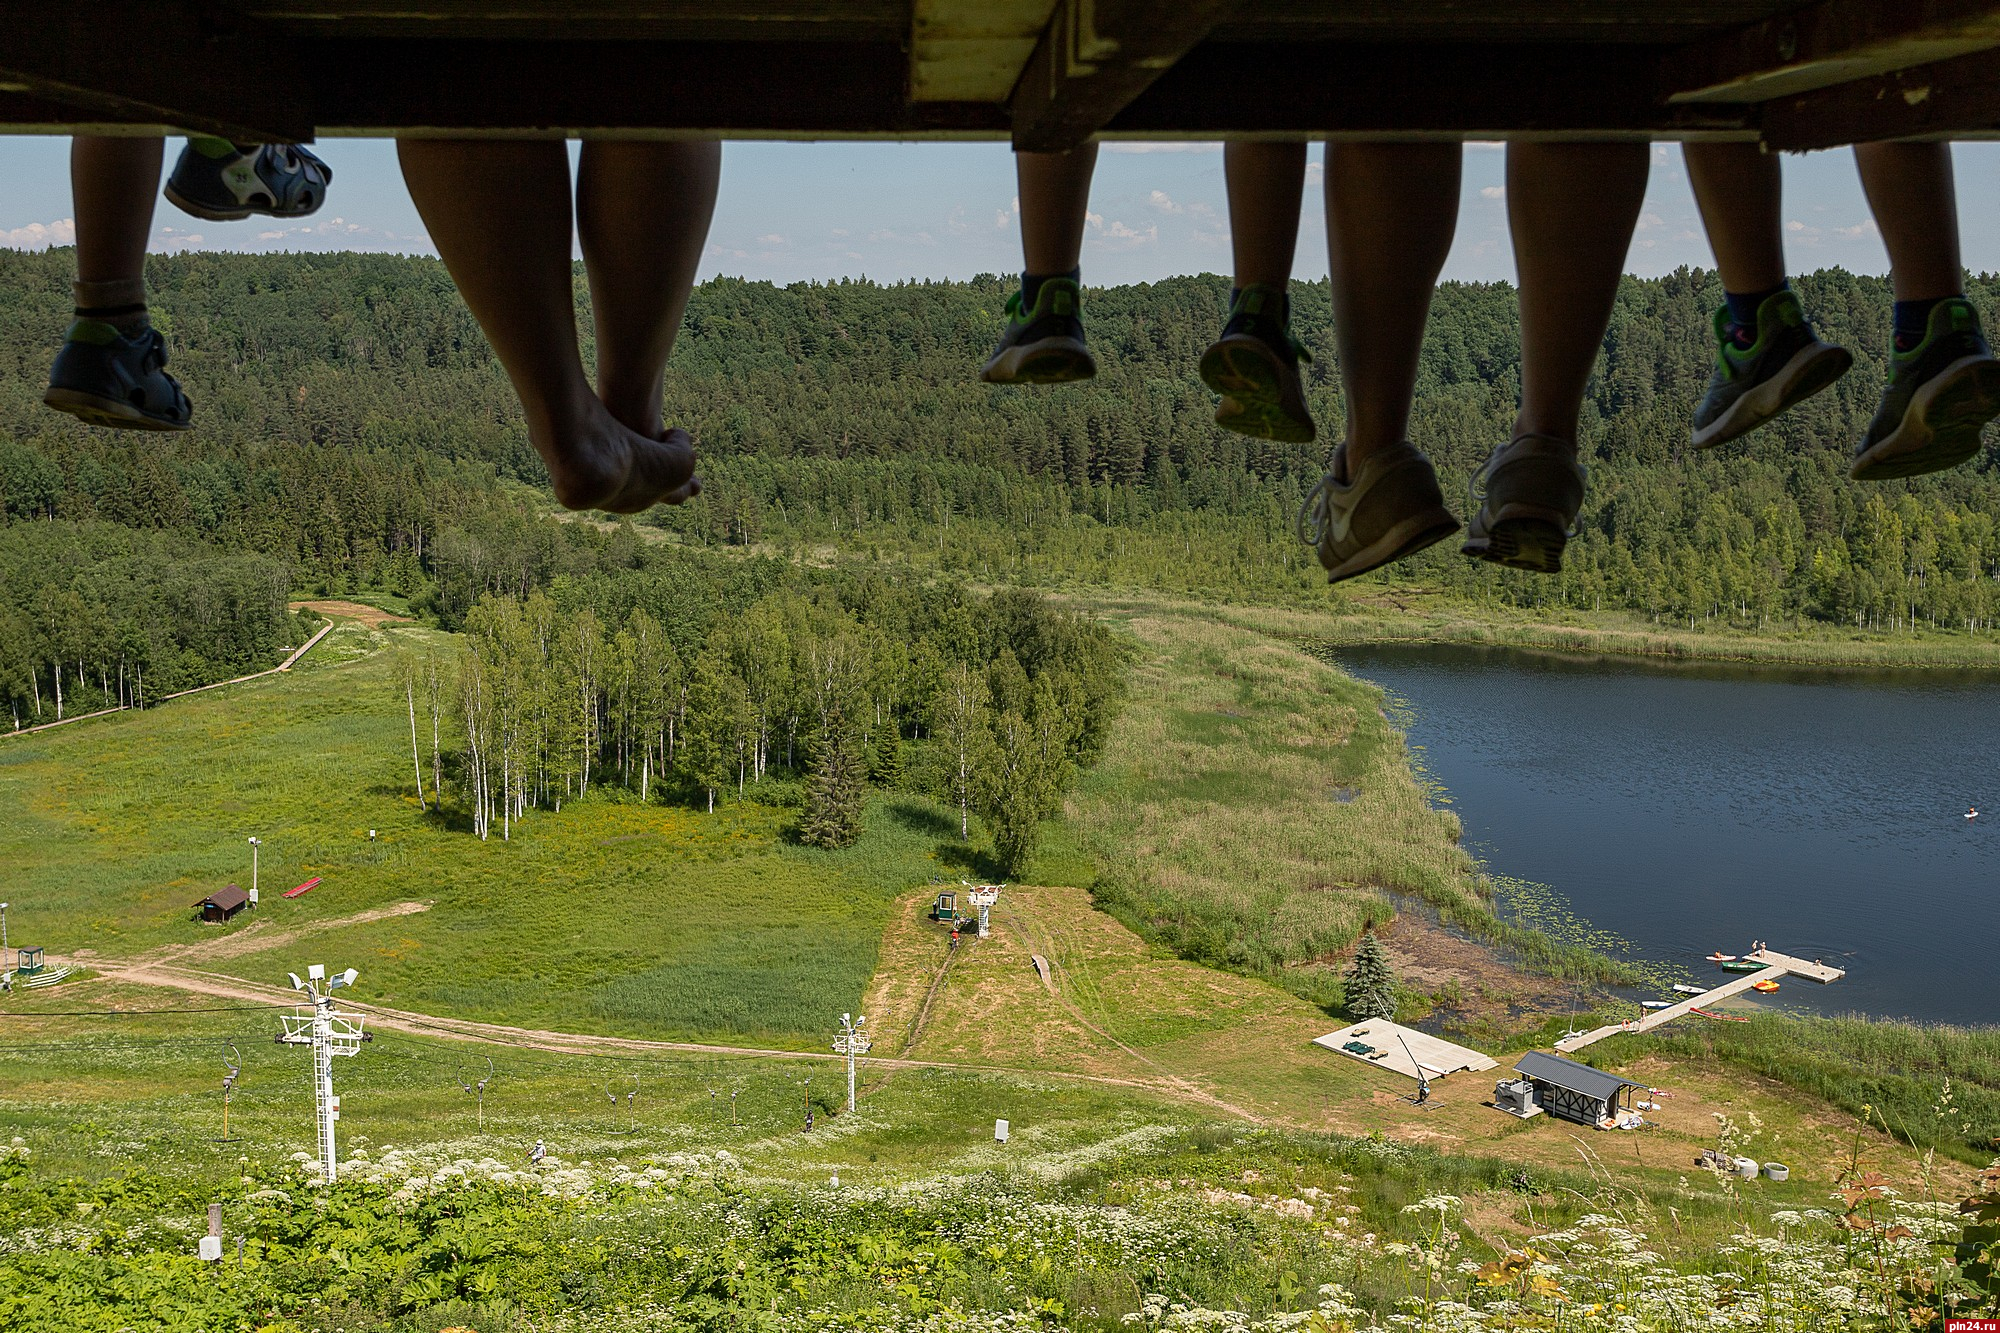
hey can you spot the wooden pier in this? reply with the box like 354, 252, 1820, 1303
1555, 949, 1844, 1054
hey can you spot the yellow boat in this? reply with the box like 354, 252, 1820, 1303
1751, 979, 1780, 993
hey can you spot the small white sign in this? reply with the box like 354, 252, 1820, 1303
994, 1118, 1009, 1143
198, 1235, 223, 1262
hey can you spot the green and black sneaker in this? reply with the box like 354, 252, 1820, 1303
1690, 290, 1852, 450
1199, 283, 1315, 444
979, 277, 1095, 384
1851, 297, 2000, 481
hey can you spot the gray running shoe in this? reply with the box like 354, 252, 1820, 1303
1200, 284, 1315, 444
1296, 441, 1459, 585
43, 319, 192, 431
165, 138, 333, 222
1690, 290, 1852, 450
1851, 297, 2000, 480
979, 278, 1095, 384
1461, 435, 1585, 574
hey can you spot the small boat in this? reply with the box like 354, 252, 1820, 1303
1672, 983, 1706, 995
1640, 1000, 1673, 1010
1968, 808, 1980, 820
1752, 979, 1780, 992
1718, 960, 1763, 972
1706, 952, 1738, 962
1692, 1007, 1751, 1022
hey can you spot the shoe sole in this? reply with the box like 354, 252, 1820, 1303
1462, 505, 1569, 574
42, 386, 190, 432
980, 336, 1096, 385
1199, 336, 1315, 444
1322, 507, 1461, 585
1850, 355, 2000, 480
1691, 341, 1853, 450
163, 181, 326, 223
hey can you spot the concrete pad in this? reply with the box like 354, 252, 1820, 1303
1313, 1020, 1498, 1082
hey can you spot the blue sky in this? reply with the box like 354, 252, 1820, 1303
6, 136, 2000, 285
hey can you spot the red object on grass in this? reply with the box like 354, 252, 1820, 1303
282, 877, 322, 900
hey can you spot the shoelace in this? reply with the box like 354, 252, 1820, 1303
1296, 470, 1338, 547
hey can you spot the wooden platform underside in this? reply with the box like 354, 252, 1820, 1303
5, 1, 2000, 151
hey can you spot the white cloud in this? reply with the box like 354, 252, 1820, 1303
1304, 161, 1324, 186
1103, 220, 1158, 246
1147, 189, 1184, 215
994, 209, 1011, 228
1635, 211, 1665, 232
1785, 220, 1807, 232
1085, 210, 1104, 229
1479, 186, 1505, 200
1835, 219, 1880, 240
755, 233, 786, 245
1, 217, 74, 249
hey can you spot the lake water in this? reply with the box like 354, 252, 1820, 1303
1334, 644, 2000, 1028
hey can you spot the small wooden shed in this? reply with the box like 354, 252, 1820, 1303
1514, 1051, 1643, 1128
196, 885, 250, 924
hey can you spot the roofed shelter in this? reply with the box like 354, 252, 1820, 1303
1514, 1051, 1645, 1127
5, 2, 2000, 153
196, 884, 250, 923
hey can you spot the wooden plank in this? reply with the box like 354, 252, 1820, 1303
240, 0, 905, 40
910, 0, 1057, 103
1662, 0, 2000, 104
1010, 0, 1243, 152
0, 0, 313, 142
1111, 40, 1757, 137
1760, 44, 2000, 148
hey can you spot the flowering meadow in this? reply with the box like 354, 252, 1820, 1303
1, 1124, 1995, 1333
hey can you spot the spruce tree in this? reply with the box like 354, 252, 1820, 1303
868, 729, 902, 786
799, 712, 866, 849
1343, 930, 1397, 1020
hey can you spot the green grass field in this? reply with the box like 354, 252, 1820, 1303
0, 622, 959, 1046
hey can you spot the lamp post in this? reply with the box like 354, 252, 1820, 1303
278, 964, 366, 1181
833, 1013, 871, 1114
1, 901, 9, 972
247, 837, 261, 898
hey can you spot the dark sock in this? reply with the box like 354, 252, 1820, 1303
74, 304, 150, 334
1894, 297, 1951, 352
1021, 266, 1080, 308
1722, 282, 1787, 348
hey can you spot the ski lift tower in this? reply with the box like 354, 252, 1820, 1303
277, 964, 368, 1182
832, 1012, 870, 1114
966, 885, 1001, 939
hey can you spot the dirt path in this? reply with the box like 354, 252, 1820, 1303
106, 901, 434, 967
289, 600, 412, 630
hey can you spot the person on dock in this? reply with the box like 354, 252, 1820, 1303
396, 137, 718, 513
43, 136, 331, 432
1681, 141, 2000, 478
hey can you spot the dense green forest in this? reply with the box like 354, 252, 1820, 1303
424, 560, 1119, 872
6, 248, 2000, 727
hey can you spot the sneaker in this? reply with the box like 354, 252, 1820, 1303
1690, 290, 1853, 449
1850, 297, 2000, 480
1461, 435, 1586, 574
979, 278, 1095, 384
43, 320, 192, 431
164, 138, 333, 222
1199, 284, 1315, 444
1296, 441, 1459, 584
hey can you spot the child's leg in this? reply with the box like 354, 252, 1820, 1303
1202, 142, 1312, 443
1289, 141, 1461, 586
1509, 142, 1648, 445
981, 146, 1098, 384
73, 135, 161, 308
1849, 140, 2000, 480
397, 139, 697, 513
43, 136, 192, 431
1325, 141, 1460, 468
575, 140, 721, 436
1462, 142, 1646, 574
1681, 142, 1851, 450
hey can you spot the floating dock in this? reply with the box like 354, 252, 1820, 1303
1554, 949, 1844, 1053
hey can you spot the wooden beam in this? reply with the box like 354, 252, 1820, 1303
1112, 40, 1757, 137
1010, 0, 1242, 152
1760, 43, 2000, 149
1662, 0, 2000, 104
0, 0, 311, 142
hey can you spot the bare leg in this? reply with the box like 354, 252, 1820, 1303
576, 140, 721, 435
1682, 141, 1785, 294
1225, 141, 1306, 289
397, 139, 697, 513
1015, 145, 1098, 274
71, 136, 163, 316
1326, 142, 1461, 468
1509, 142, 1648, 443
1854, 141, 1961, 301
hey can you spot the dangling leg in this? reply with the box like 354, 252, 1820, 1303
981, 145, 1099, 384
1202, 141, 1314, 443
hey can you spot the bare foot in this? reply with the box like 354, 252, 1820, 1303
537, 401, 699, 512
